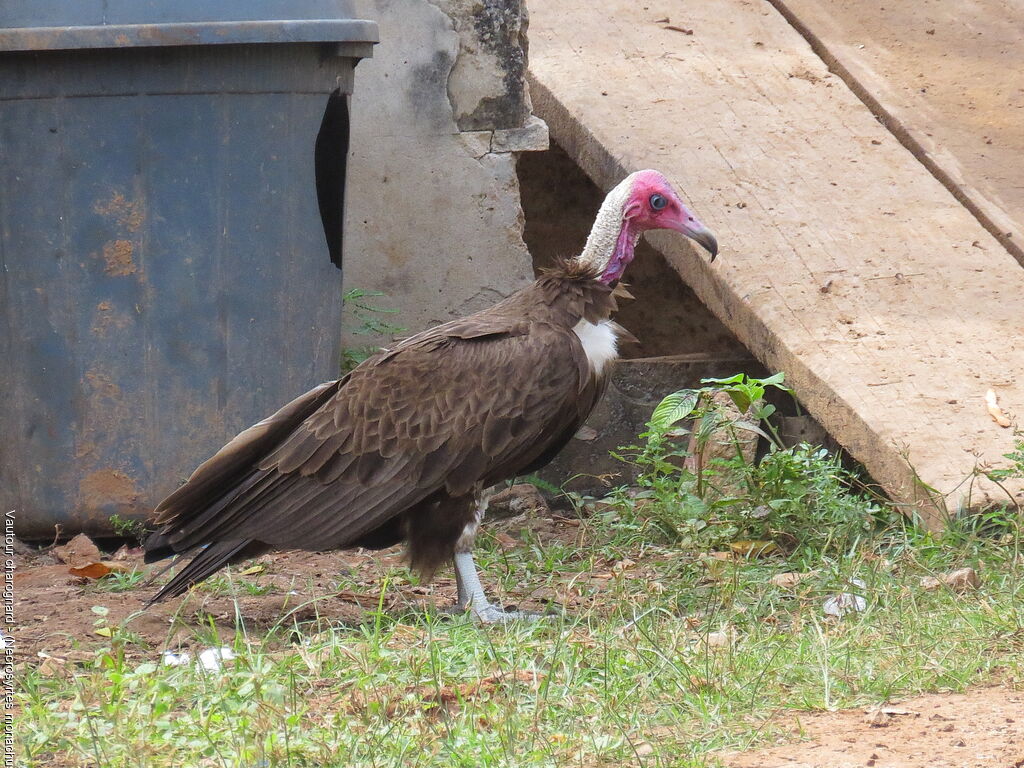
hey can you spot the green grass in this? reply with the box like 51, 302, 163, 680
19, 380, 1024, 766
18, 513, 1024, 768
85, 569, 146, 594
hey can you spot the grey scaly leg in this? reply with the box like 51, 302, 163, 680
449, 490, 545, 623
452, 551, 542, 623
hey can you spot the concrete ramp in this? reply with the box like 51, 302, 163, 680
527, 0, 1024, 525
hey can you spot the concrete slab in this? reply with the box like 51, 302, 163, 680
769, 0, 1024, 267
527, 0, 1024, 524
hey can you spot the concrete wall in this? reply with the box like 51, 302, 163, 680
344, 0, 547, 348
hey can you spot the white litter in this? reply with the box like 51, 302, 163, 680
161, 650, 192, 667
197, 647, 236, 672
823, 578, 867, 617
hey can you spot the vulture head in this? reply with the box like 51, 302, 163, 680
578, 169, 718, 283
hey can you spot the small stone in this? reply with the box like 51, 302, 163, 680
705, 630, 733, 648
52, 533, 102, 568
635, 742, 654, 757
197, 647, 235, 672
864, 709, 890, 727
37, 657, 67, 677
162, 650, 191, 667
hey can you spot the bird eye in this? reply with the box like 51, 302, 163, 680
649, 193, 668, 211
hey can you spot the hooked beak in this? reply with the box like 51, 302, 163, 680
684, 223, 718, 262
659, 206, 718, 261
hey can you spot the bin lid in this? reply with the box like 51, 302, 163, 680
0, 0, 377, 52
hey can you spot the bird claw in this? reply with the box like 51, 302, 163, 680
440, 602, 550, 624
471, 603, 550, 624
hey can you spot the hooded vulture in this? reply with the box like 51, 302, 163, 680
144, 170, 718, 621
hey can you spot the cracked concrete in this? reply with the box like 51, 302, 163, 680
346, 0, 546, 347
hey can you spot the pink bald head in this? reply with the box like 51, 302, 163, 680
598, 169, 717, 283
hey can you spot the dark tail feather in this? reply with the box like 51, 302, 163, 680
143, 530, 176, 564
146, 539, 265, 606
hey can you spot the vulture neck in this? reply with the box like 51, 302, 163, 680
576, 178, 636, 283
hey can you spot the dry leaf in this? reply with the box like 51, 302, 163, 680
612, 558, 636, 572
865, 705, 919, 725
635, 741, 655, 756
985, 389, 1011, 427
493, 532, 518, 551
700, 552, 735, 581
417, 670, 546, 714
770, 570, 817, 588
574, 425, 598, 441
921, 567, 980, 593
68, 561, 131, 579
704, 630, 733, 648
37, 656, 68, 677
730, 540, 779, 558
879, 707, 918, 716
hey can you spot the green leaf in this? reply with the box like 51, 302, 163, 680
650, 390, 699, 430
731, 420, 773, 442
727, 390, 753, 414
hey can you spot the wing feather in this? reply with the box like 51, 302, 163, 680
150, 315, 593, 557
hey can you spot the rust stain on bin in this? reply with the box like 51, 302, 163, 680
93, 193, 144, 232
100, 239, 136, 276
91, 302, 131, 336
78, 468, 139, 509
84, 369, 121, 400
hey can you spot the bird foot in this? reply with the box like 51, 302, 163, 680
448, 552, 552, 623
441, 602, 549, 624
470, 602, 549, 624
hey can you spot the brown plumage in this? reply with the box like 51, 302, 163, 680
146, 267, 620, 599
144, 170, 718, 617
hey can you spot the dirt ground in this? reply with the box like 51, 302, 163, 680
13, 513, 1024, 767
11, 511, 583, 663
719, 688, 1024, 768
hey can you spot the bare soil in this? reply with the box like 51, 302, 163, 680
13, 515, 1023, 767
11, 513, 584, 663
719, 687, 1024, 768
